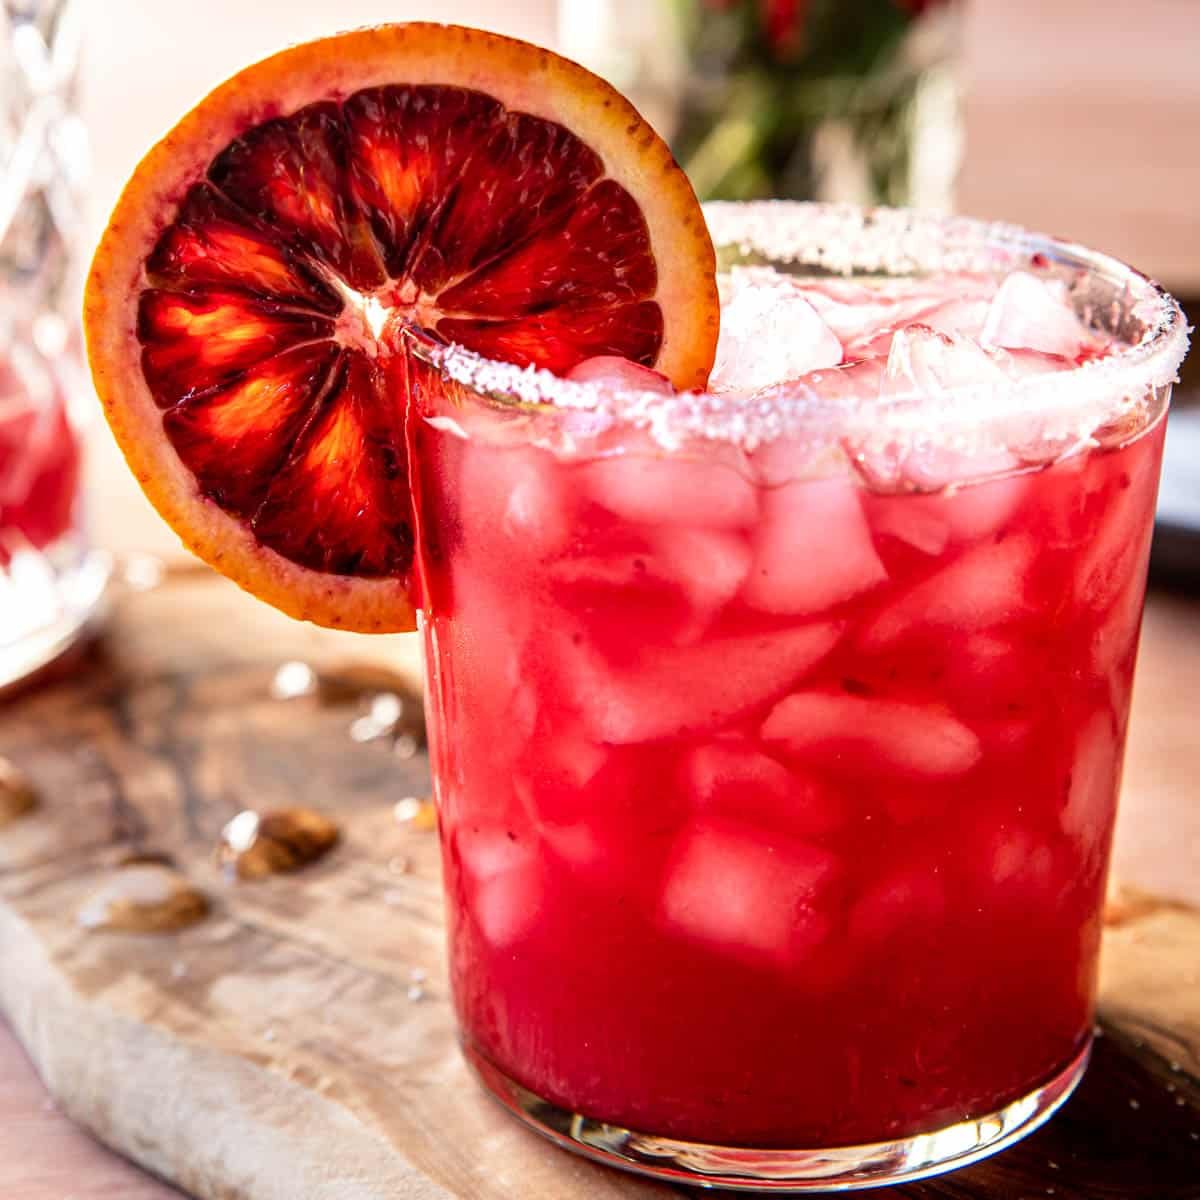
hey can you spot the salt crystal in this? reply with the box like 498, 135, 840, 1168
422, 205, 1187, 472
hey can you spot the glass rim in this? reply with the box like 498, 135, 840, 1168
406, 201, 1190, 454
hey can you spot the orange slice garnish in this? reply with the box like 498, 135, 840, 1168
85, 24, 719, 632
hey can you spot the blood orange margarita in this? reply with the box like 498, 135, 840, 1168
408, 204, 1187, 1187
79, 27, 1190, 1187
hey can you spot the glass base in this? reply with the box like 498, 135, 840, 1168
463, 1038, 1090, 1193
0, 534, 110, 692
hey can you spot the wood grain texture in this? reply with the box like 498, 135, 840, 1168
0, 571, 1197, 1199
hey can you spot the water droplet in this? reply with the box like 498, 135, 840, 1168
270, 660, 317, 700
387, 855, 411, 876
408, 967, 427, 985
78, 863, 208, 933
121, 553, 165, 592
0, 757, 37, 827
350, 715, 386, 743
170, 960, 189, 980
393, 797, 421, 823
263, 1027, 278, 1043
393, 733, 419, 759
368, 692, 403, 727
1047, 1161, 1059, 1170
393, 796, 436, 832
1128, 1098, 1140, 1110
1176, 1096, 1187, 1107
349, 692, 404, 742
406, 983, 425, 1002
1169, 1060, 1182, 1072
222, 810, 261, 854
217, 807, 339, 879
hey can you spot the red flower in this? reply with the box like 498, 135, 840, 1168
762, 0, 808, 58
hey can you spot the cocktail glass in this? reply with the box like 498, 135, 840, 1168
403, 203, 1188, 1191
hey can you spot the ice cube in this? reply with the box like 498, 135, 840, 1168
555, 620, 844, 743
650, 527, 754, 639
683, 739, 845, 837
659, 818, 840, 966
985, 826, 1057, 893
842, 296, 993, 359
863, 493, 951, 556
1075, 454, 1157, 614
1089, 573, 1144, 718
883, 323, 1010, 397
939, 473, 1031, 542
941, 632, 1032, 720
454, 828, 545, 948
1062, 710, 1119, 861
548, 528, 751, 643
858, 534, 1036, 651
709, 277, 843, 393
919, 297, 993, 342
566, 355, 675, 393
801, 276, 991, 347
849, 866, 946, 947
460, 442, 572, 561
581, 452, 758, 530
742, 477, 888, 615
762, 691, 983, 779
981, 271, 1097, 358
446, 566, 539, 752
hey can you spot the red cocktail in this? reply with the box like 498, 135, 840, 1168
409, 205, 1187, 1188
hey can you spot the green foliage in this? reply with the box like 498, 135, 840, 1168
669, 0, 932, 203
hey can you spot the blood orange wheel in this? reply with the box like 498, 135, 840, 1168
85, 23, 718, 632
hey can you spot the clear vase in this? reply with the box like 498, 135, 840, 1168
0, 0, 108, 690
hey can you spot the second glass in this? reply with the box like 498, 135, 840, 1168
406, 204, 1186, 1190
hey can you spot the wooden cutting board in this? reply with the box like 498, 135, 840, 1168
1, 569, 1197, 1199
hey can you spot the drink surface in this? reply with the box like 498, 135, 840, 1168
413, 265, 1165, 1147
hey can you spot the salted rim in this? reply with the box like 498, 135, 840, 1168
410, 201, 1191, 453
